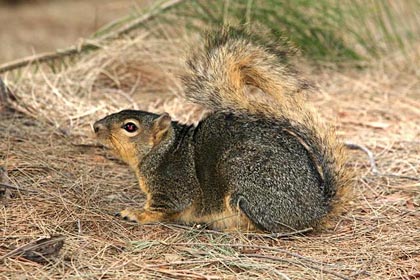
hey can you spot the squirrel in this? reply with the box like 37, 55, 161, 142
93, 27, 351, 233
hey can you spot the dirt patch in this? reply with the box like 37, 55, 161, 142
0, 0, 150, 63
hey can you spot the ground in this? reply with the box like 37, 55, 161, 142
0, 1, 419, 279
0, 0, 148, 64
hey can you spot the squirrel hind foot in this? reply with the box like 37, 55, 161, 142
117, 208, 168, 224
116, 208, 143, 223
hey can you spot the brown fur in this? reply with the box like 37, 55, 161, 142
93, 27, 352, 233
183, 27, 351, 218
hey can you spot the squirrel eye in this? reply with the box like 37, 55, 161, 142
123, 122, 138, 133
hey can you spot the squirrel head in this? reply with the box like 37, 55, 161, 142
93, 110, 173, 170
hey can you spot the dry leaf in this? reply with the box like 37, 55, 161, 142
0, 236, 65, 264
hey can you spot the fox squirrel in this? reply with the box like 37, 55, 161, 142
93, 28, 351, 233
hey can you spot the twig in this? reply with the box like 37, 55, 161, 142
143, 266, 218, 279
0, 44, 98, 74
161, 242, 363, 275
0, 0, 186, 74
161, 220, 313, 240
344, 141, 420, 182
144, 248, 347, 279
245, 227, 313, 239
71, 143, 105, 149
344, 141, 379, 174
100, 0, 185, 40
378, 173, 420, 182
0, 183, 38, 194
146, 258, 233, 268
243, 254, 352, 280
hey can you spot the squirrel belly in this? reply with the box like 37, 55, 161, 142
93, 27, 351, 233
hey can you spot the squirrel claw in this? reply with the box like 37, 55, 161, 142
117, 208, 141, 223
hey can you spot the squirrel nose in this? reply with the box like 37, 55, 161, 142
93, 122, 105, 133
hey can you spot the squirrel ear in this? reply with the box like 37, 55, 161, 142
151, 113, 172, 146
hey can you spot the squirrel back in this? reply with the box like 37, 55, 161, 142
182, 27, 350, 217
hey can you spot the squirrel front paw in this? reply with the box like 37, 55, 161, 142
116, 208, 167, 224
116, 208, 143, 223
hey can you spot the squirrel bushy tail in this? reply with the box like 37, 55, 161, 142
182, 27, 350, 212
182, 27, 310, 118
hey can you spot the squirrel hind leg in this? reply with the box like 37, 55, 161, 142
229, 193, 284, 233
230, 193, 306, 233
221, 141, 330, 233
228, 176, 326, 233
